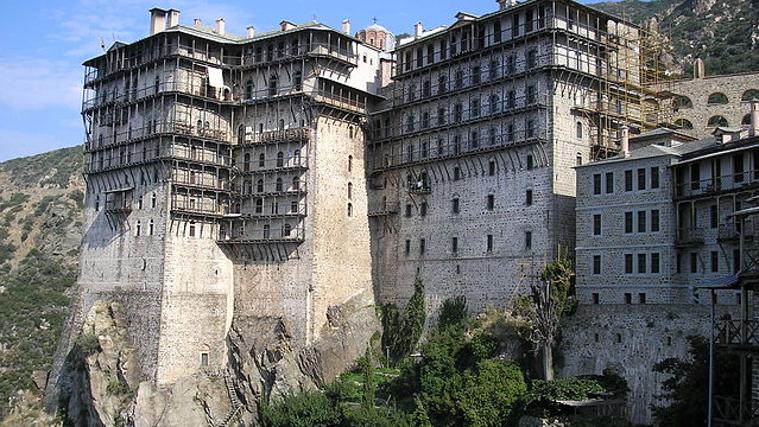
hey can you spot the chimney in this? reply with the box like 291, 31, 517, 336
215, 18, 225, 35
194, 18, 203, 28
166, 9, 180, 28
694, 58, 705, 79
149, 8, 168, 35
621, 126, 630, 157
247, 25, 256, 38
751, 100, 759, 137
342, 19, 351, 35
414, 22, 424, 38
497, 0, 518, 10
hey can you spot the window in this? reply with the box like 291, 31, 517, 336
405, 239, 411, 255
734, 153, 745, 182
452, 198, 460, 214
526, 86, 536, 104
437, 107, 447, 125
576, 122, 583, 139
189, 221, 196, 237
651, 210, 660, 232
675, 118, 694, 129
690, 252, 698, 273
438, 75, 448, 94
637, 168, 646, 190
708, 92, 729, 105
420, 238, 426, 255
454, 70, 464, 89
472, 66, 481, 84
452, 237, 458, 253
710, 205, 718, 228
135, 220, 142, 237
639, 293, 647, 304
255, 198, 263, 214
405, 204, 412, 217
605, 172, 614, 193
201, 352, 209, 367
651, 167, 659, 188
470, 99, 480, 118
453, 166, 461, 180
525, 231, 532, 249
489, 160, 496, 176
293, 71, 303, 90
420, 202, 428, 217
592, 293, 600, 304
486, 194, 495, 210
593, 174, 602, 194
268, 74, 278, 96
454, 103, 463, 122
426, 45, 434, 65
711, 251, 719, 272
487, 234, 493, 252
512, 14, 520, 37
489, 94, 500, 114
624, 254, 633, 274
276, 152, 284, 167
624, 293, 632, 305
593, 255, 601, 274
347, 182, 353, 199
526, 190, 533, 205
148, 219, 154, 236
708, 115, 729, 127
638, 211, 646, 233
652, 253, 660, 273
576, 153, 582, 166
526, 155, 534, 170
259, 153, 265, 167
526, 49, 537, 68
263, 224, 270, 239
422, 80, 431, 97
638, 253, 647, 273
275, 178, 283, 192
625, 170, 633, 191
625, 212, 633, 233
593, 214, 601, 235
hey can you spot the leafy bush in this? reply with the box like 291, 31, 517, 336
77, 334, 101, 357
523, 378, 605, 416
438, 296, 468, 329
259, 391, 342, 427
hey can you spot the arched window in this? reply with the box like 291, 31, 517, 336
95, 195, 100, 212
283, 223, 292, 237
151, 193, 157, 208
278, 119, 285, 130
138, 196, 143, 210
258, 153, 265, 167
742, 89, 759, 102
673, 95, 692, 110
347, 203, 353, 217
263, 224, 270, 239
135, 220, 142, 237
707, 92, 728, 105
257, 179, 264, 193
244, 153, 251, 171
708, 115, 729, 127
276, 151, 284, 167
742, 114, 752, 126
255, 198, 263, 213
294, 149, 301, 161
245, 80, 254, 99
675, 118, 694, 130
349, 126, 354, 139
148, 219, 154, 236
576, 121, 583, 139
348, 155, 353, 172
347, 182, 353, 199
276, 177, 283, 192
292, 176, 300, 190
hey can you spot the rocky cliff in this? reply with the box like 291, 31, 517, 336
592, 0, 759, 75
0, 146, 84, 417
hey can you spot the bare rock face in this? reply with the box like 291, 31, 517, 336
226, 290, 380, 416
53, 291, 379, 426
56, 301, 233, 427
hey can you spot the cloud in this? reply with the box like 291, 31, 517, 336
0, 58, 82, 111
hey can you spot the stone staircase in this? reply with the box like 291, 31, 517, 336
212, 371, 244, 427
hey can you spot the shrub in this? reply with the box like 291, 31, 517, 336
523, 377, 605, 416
259, 391, 341, 427
77, 334, 101, 357
380, 277, 426, 363
438, 296, 468, 329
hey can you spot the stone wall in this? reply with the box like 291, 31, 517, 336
559, 304, 735, 425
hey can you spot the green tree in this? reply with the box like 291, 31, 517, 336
513, 248, 575, 380
438, 296, 468, 329
380, 276, 426, 363
259, 391, 341, 427
653, 335, 739, 426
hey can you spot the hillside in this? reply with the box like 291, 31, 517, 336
592, 0, 759, 76
0, 146, 84, 416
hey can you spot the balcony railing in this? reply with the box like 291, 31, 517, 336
239, 156, 309, 174
368, 201, 400, 217
676, 227, 705, 246
241, 127, 311, 145
714, 396, 759, 424
676, 174, 758, 199
715, 319, 759, 347
85, 120, 230, 153
82, 80, 239, 111
217, 226, 305, 244
171, 176, 231, 192
170, 199, 229, 217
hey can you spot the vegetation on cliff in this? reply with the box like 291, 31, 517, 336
0, 146, 83, 417
592, 0, 759, 76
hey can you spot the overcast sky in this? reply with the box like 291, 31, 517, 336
0, 0, 597, 161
